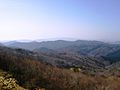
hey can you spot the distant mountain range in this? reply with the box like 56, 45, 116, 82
3, 40, 120, 57
1, 40, 120, 68
3, 40, 106, 50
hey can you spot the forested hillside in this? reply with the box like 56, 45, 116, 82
0, 46, 120, 90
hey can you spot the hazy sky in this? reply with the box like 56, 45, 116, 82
0, 0, 120, 41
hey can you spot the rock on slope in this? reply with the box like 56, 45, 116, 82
0, 69, 26, 90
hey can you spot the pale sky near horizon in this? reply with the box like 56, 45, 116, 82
0, 0, 120, 41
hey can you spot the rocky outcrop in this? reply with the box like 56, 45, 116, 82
0, 69, 26, 90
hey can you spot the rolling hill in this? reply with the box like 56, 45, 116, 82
3, 40, 105, 51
